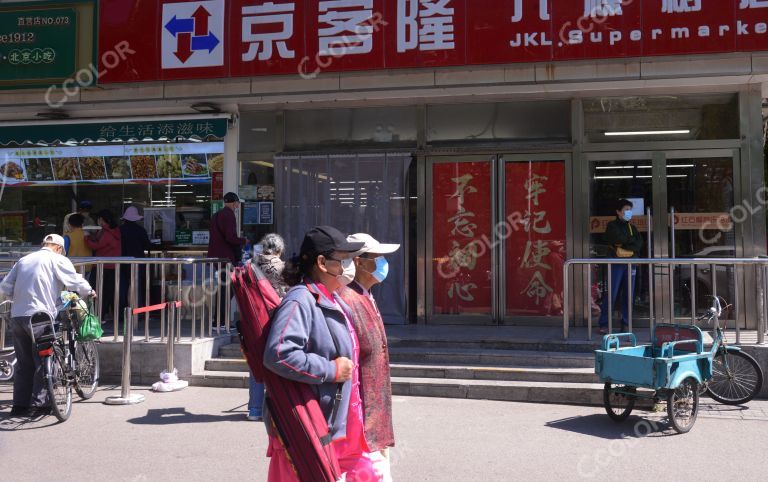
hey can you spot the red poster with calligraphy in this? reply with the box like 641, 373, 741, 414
506, 161, 566, 317
432, 161, 492, 316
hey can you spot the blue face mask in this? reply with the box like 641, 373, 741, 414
623, 210, 633, 222
371, 256, 389, 282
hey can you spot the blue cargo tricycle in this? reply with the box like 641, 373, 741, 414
595, 298, 763, 434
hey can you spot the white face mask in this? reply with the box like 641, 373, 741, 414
329, 257, 356, 286
338, 258, 356, 286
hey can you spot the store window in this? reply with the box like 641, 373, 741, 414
427, 101, 571, 145
583, 93, 739, 143
0, 141, 224, 251
284, 106, 418, 150
275, 153, 412, 324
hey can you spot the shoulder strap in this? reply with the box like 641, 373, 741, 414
321, 312, 345, 445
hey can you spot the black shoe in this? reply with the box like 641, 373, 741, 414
10, 406, 30, 416
621, 324, 630, 333
28, 406, 51, 418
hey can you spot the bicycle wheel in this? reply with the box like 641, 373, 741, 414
0, 358, 14, 382
706, 348, 764, 405
603, 383, 636, 422
74, 341, 99, 399
667, 378, 699, 434
46, 346, 72, 422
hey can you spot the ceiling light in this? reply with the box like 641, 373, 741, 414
190, 102, 222, 114
594, 175, 633, 180
605, 130, 691, 136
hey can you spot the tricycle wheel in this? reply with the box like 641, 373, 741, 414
603, 383, 636, 422
667, 378, 699, 434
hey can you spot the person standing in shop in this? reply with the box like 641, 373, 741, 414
119, 206, 151, 310
86, 209, 122, 321
63, 213, 94, 278
598, 199, 644, 334
63, 200, 95, 234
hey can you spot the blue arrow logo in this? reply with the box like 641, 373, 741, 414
165, 15, 194, 37
191, 33, 220, 53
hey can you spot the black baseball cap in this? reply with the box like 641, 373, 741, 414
301, 226, 364, 255
223, 192, 242, 203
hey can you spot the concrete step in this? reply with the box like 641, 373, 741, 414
387, 335, 599, 354
219, 343, 244, 358
188, 370, 653, 408
388, 347, 595, 369
390, 363, 599, 383
188, 370, 249, 388
204, 357, 599, 383
206, 358, 250, 372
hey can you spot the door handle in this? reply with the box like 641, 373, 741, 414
670, 206, 676, 259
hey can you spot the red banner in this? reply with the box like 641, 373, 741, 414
505, 161, 566, 317
432, 161, 492, 316
98, 0, 768, 84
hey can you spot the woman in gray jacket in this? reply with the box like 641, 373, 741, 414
262, 225, 364, 481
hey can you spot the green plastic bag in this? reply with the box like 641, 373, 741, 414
77, 300, 103, 341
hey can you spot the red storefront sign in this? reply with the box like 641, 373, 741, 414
505, 162, 566, 317
98, 0, 768, 84
432, 161, 492, 316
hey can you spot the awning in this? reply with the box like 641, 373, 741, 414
0, 115, 229, 146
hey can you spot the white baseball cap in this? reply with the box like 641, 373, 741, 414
347, 233, 400, 256
43, 234, 65, 248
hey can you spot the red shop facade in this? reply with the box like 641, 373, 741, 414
50, 0, 768, 326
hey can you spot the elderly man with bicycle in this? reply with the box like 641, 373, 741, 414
0, 234, 95, 418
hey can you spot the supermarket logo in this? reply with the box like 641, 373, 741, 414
161, 0, 224, 69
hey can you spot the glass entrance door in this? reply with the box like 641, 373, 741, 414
664, 151, 739, 322
586, 150, 739, 326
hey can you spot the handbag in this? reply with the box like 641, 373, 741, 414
77, 300, 103, 341
615, 246, 634, 258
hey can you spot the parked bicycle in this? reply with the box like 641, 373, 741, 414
33, 294, 100, 422
0, 301, 15, 382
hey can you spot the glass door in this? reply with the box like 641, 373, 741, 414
587, 152, 654, 325
664, 150, 739, 322
586, 150, 740, 327
427, 156, 496, 324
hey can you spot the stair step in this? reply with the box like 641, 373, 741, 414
188, 370, 249, 388
206, 358, 250, 372
390, 363, 598, 383
387, 337, 599, 353
388, 347, 595, 368
219, 343, 244, 358
204, 358, 599, 383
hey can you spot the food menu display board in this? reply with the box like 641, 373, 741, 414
0, 142, 224, 185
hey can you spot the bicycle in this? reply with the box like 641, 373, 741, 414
0, 300, 15, 382
697, 297, 764, 405
33, 294, 100, 422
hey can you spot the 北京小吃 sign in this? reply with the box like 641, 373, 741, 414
0, 6, 78, 87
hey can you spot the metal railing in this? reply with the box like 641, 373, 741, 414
0, 256, 234, 344
563, 257, 768, 345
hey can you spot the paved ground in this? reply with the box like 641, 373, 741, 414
1, 383, 766, 481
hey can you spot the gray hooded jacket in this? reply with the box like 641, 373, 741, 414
263, 281, 354, 441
